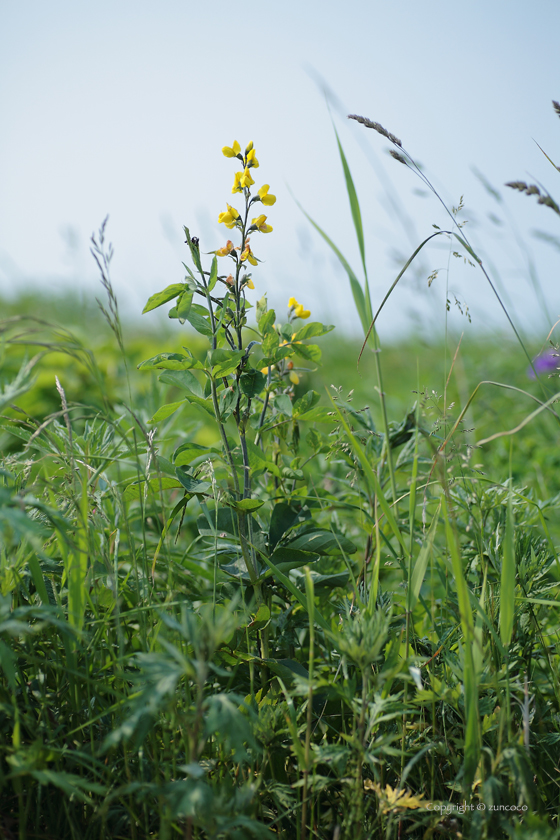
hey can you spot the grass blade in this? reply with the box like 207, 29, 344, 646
500, 482, 516, 648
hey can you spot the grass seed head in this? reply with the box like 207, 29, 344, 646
348, 113, 402, 146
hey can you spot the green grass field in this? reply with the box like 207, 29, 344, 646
2, 114, 560, 840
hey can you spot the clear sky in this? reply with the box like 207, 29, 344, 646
2, 0, 560, 342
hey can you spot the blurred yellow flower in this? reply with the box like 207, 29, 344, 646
251, 214, 273, 233
261, 365, 274, 375
258, 184, 276, 206
222, 141, 241, 157
244, 277, 255, 289
288, 297, 310, 319
245, 141, 254, 153
216, 239, 235, 257
289, 371, 300, 385
218, 204, 240, 228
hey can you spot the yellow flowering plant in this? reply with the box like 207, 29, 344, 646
138, 140, 336, 620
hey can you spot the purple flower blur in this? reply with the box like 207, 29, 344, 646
528, 347, 559, 379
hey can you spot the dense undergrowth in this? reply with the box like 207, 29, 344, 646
2, 107, 560, 840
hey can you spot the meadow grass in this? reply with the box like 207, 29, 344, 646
1, 109, 560, 840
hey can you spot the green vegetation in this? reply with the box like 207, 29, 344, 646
2, 106, 560, 840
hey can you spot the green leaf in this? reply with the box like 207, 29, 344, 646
138, 353, 203, 371
209, 349, 244, 378
184, 226, 203, 273
142, 284, 185, 314
168, 289, 193, 323
293, 390, 320, 417
292, 322, 335, 341
27, 554, 50, 606
281, 465, 304, 481
258, 309, 276, 336
183, 394, 216, 418
247, 603, 271, 630
197, 507, 239, 537
334, 125, 368, 290
149, 401, 185, 424
294, 571, 350, 590
159, 369, 203, 398
239, 369, 267, 398
408, 507, 439, 613
185, 310, 213, 337
262, 330, 280, 356
268, 546, 319, 572
293, 343, 322, 363
274, 394, 293, 417
269, 502, 305, 550
259, 345, 293, 367
229, 498, 265, 512
217, 383, 238, 421
208, 256, 218, 292
262, 658, 309, 684
175, 466, 211, 494
296, 406, 334, 423
289, 530, 356, 555
173, 442, 221, 465
256, 294, 268, 321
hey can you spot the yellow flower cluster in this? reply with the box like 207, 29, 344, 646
217, 141, 277, 288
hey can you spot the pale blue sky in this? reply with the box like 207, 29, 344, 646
1, 0, 560, 341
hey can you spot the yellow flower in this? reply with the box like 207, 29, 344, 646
289, 371, 300, 385
216, 239, 235, 257
288, 297, 311, 318
245, 141, 254, 153
244, 277, 255, 289
251, 214, 273, 233
258, 184, 276, 206
222, 140, 241, 158
218, 204, 240, 228
246, 148, 259, 168
261, 365, 274, 375
232, 167, 255, 193
240, 167, 255, 188
295, 304, 311, 319
240, 242, 258, 266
